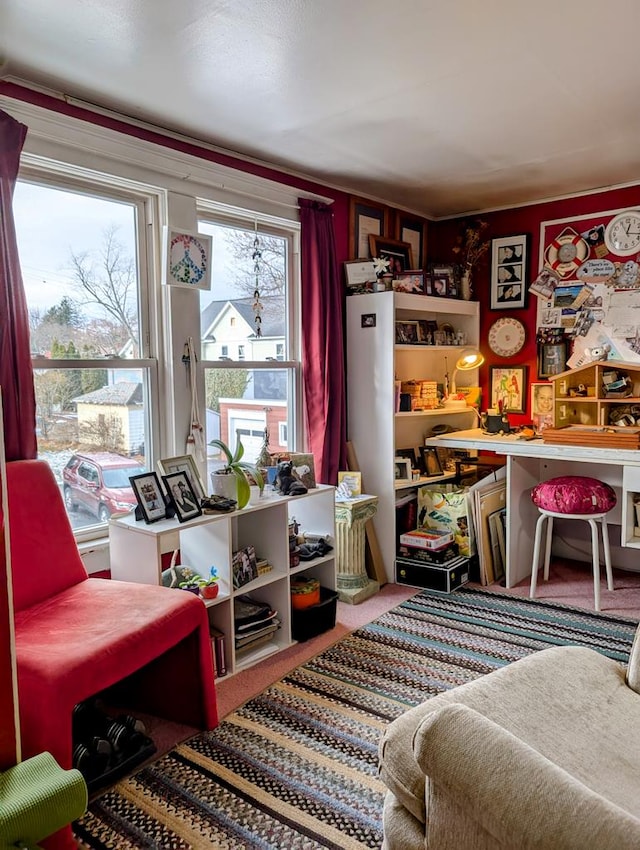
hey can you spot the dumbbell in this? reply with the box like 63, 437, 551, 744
72, 737, 112, 781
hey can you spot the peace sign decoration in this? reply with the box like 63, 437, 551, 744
163, 228, 212, 291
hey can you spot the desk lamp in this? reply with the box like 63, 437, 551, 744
444, 348, 485, 409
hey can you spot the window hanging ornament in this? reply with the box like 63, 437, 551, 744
252, 224, 263, 338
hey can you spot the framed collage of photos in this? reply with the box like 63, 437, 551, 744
490, 234, 529, 309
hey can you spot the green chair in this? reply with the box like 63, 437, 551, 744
0, 752, 87, 850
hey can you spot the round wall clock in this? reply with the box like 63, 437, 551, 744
488, 317, 526, 357
604, 210, 640, 257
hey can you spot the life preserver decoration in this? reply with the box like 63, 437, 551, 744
544, 227, 589, 278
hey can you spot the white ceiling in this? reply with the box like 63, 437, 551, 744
2, 0, 640, 219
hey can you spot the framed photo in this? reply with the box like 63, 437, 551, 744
337, 471, 362, 496
530, 382, 554, 434
232, 545, 258, 589
343, 259, 377, 290
419, 446, 444, 477
161, 471, 202, 523
130, 472, 167, 524
392, 271, 425, 294
490, 234, 530, 310
163, 228, 212, 291
394, 457, 412, 483
349, 198, 388, 259
427, 263, 456, 298
537, 340, 569, 378
369, 236, 413, 274
490, 365, 528, 414
396, 215, 426, 269
395, 320, 420, 344
157, 454, 205, 502
394, 448, 417, 469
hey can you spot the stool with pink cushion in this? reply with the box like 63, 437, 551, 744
529, 475, 617, 611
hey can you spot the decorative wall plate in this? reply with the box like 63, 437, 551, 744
544, 227, 589, 278
488, 317, 526, 357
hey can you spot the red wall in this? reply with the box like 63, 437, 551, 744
432, 186, 640, 426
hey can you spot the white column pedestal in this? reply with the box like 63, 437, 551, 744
335, 495, 379, 604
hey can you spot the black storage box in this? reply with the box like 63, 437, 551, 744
291, 585, 338, 642
395, 557, 469, 593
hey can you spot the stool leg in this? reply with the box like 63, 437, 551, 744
530, 512, 547, 599
601, 517, 614, 592
588, 518, 601, 612
543, 515, 554, 581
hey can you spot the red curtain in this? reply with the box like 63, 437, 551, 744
0, 110, 36, 461
299, 199, 347, 484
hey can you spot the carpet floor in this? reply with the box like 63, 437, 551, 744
73, 587, 638, 850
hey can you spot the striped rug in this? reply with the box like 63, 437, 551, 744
74, 588, 638, 850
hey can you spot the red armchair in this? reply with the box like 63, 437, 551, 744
6, 460, 218, 846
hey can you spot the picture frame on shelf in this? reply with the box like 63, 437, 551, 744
343, 259, 377, 291
419, 446, 444, 477
232, 545, 258, 589
395, 320, 420, 344
161, 471, 202, 523
537, 340, 569, 378
396, 214, 426, 270
349, 198, 388, 259
392, 271, 426, 294
157, 454, 205, 502
394, 448, 418, 470
490, 365, 528, 413
337, 471, 362, 496
490, 234, 529, 310
130, 472, 167, 524
394, 457, 413, 483
369, 235, 413, 274
427, 263, 457, 298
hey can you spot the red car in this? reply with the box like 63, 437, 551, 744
62, 452, 143, 522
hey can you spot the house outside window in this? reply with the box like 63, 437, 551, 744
198, 211, 301, 475
13, 173, 157, 538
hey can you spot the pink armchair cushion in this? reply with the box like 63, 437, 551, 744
7, 460, 87, 611
531, 476, 616, 515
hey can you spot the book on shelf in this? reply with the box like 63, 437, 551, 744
235, 608, 278, 632
235, 620, 280, 648
399, 528, 454, 550
209, 627, 227, 677
234, 595, 273, 628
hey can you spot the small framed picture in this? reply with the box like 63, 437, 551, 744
537, 340, 569, 378
394, 448, 418, 469
394, 457, 412, 483
337, 471, 362, 496
392, 271, 426, 294
395, 320, 420, 344
232, 545, 258, 589
161, 471, 202, 523
163, 228, 212, 290
349, 198, 388, 259
490, 365, 528, 414
396, 215, 426, 269
343, 259, 377, 290
369, 235, 414, 274
530, 382, 554, 434
419, 446, 444, 477
490, 234, 529, 310
130, 472, 167, 524
157, 454, 205, 502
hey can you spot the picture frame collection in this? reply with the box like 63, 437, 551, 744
130, 454, 208, 525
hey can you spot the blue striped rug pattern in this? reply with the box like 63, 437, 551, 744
74, 588, 638, 850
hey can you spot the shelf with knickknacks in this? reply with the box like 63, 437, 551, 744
451, 218, 490, 301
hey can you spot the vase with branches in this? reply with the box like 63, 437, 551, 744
452, 219, 490, 300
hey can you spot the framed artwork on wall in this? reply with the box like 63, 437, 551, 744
396, 214, 426, 269
369, 236, 413, 274
490, 234, 529, 309
349, 198, 388, 259
537, 340, 569, 378
489, 365, 528, 413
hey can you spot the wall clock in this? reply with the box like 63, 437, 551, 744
604, 210, 640, 257
488, 317, 526, 358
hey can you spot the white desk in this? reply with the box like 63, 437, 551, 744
426, 429, 640, 586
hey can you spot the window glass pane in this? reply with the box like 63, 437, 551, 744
205, 367, 290, 481
199, 221, 287, 363
34, 367, 148, 530
14, 181, 141, 358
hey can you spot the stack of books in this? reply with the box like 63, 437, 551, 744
396, 526, 469, 592
233, 595, 280, 656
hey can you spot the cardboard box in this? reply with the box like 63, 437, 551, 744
399, 528, 454, 550
395, 557, 469, 593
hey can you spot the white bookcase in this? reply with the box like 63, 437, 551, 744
346, 291, 480, 582
109, 486, 336, 677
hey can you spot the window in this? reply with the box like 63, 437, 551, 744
13, 174, 157, 537
198, 211, 300, 475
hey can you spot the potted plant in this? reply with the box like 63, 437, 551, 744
200, 566, 220, 599
178, 572, 203, 595
209, 433, 264, 510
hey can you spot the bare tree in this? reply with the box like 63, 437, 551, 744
223, 231, 286, 299
68, 225, 138, 353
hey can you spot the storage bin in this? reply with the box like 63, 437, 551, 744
291, 586, 338, 642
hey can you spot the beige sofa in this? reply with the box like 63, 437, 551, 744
379, 628, 640, 849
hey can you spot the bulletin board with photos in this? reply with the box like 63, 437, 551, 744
533, 207, 640, 378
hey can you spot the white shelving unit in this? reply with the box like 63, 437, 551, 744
109, 485, 336, 677
346, 291, 480, 582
